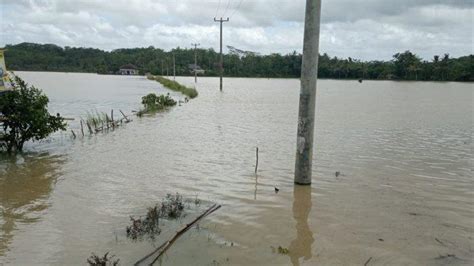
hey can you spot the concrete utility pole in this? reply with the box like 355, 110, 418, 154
214, 17, 229, 91
294, 0, 322, 185
173, 53, 176, 80
161, 60, 164, 76
191, 43, 200, 83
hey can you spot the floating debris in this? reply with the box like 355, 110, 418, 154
435, 254, 456, 260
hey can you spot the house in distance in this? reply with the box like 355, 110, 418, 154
188, 64, 205, 75
118, 64, 139, 75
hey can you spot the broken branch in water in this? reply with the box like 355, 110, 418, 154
134, 204, 221, 265
364, 256, 373, 266
150, 204, 221, 265
120, 110, 131, 123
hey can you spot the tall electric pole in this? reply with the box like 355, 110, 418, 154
191, 43, 200, 83
173, 53, 176, 80
294, 0, 322, 185
214, 17, 229, 91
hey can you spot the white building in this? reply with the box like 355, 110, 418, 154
118, 64, 139, 75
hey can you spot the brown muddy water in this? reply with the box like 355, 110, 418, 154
0, 72, 472, 265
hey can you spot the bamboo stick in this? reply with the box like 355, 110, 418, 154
86, 121, 93, 134
134, 204, 221, 266
120, 110, 131, 122
80, 120, 84, 136
149, 204, 221, 265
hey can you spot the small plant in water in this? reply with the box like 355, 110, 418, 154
85, 111, 108, 129
126, 193, 186, 240
160, 193, 185, 219
126, 205, 161, 240
86, 252, 119, 266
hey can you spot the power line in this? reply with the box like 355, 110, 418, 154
229, 0, 244, 19
215, 0, 221, 18
191, 43, 200, 83
213, 17, 229, 91
222, 0, 231, 17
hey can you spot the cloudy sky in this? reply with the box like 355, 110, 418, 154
0, 0, 472, 60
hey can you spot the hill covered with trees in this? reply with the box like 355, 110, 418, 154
3, 42, 473, 81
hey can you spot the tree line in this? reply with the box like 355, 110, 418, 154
4, 42, 473, 81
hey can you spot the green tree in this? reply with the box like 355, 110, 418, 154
4, 42, 473, 81
393, 50, 422, 79
0, 76, 66, 152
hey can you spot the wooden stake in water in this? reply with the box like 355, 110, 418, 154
295, 0, 322, 185
120, 110, 130, 123
111, 109, 114, 129
86, 121, 93, 134
80, 120, 84, 137
255, 147, 259, 174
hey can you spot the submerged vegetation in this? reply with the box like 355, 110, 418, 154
0, 76, 66, 152
127, 205, 162, 241
4, 42, 473, 81
85, 111, 108, 130
149, 75, 198, 99
126, 193, 185, 241
86, 252, 119, 266
136, 92, 177, 117
79, 109, 130, 135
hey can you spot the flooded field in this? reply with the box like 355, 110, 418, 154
0, 72, 473, 265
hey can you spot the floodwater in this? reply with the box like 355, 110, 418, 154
0, 72, 472, 265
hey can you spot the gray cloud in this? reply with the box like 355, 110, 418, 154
1, 0, 472, 60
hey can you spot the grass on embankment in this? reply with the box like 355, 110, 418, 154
147, 75, 198, 99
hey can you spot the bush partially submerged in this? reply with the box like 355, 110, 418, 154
0, 76, 66, 152
160, 193, 185, 219
142, 93, 176, 110
149, 76, 198, 99
87, 252, 119, 266
126, 205, 161, 240
126, 193, 185, 240
137, 93, 176, 117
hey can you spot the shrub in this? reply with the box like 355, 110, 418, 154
139, 93, 176, 115
0, 76, 66, 152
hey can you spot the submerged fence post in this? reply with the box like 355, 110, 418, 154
294, 0, 322, 185
255, 147, 259, 174
80, 120, 84, 137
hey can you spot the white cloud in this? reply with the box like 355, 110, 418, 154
0, 0, 472, 60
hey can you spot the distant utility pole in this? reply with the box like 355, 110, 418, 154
161, 60, 164, 76
191, 43, 200, 83
294, 0, 322, 185
173, 53, 176, 80
214, 17, 229, 91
